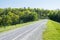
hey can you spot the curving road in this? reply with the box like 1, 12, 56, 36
0, 19, 48, 40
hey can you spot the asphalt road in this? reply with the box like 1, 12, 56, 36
0, 19, 48, 40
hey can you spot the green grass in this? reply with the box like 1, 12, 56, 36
43, 20, 60, 40
0, 21, 37, 33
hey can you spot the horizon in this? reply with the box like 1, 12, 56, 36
0, 7, 60, 10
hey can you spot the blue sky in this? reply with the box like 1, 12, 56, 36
0, 0, 60, 9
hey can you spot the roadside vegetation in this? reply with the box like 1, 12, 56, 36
43, 20, 60, 40
0, 7, 60, 32
0, 21, 36, 32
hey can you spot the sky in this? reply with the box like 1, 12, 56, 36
0, 0, 60, 9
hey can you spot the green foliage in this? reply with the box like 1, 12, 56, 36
0, 8, 39, 26
0, 7, 60, 26
48, 10, 60, 22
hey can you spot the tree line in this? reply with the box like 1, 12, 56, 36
0, 7, 60, 26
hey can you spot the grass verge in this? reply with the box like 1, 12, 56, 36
43, 20, 60, 40
0, 21, 37, 33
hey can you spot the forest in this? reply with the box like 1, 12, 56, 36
0, 7, 60, 26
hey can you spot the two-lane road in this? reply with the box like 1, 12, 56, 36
0, 19, 48, 40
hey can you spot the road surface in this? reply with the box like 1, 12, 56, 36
0, 19, 48, 40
